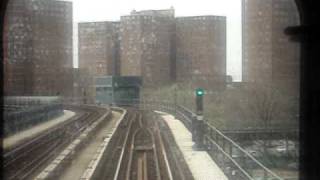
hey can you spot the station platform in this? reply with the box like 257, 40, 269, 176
156, 111, 229, 180
4, 110, 75, 150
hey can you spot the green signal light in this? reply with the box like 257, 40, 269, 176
196, 88, 204, 96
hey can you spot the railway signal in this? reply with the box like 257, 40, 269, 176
195, 88, 204, 119
193, 88, 205, 149
196, 88, 204, 96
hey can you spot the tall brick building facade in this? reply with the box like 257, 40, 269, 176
77, 8, 226, 89
242, 0, 300, 124
242, 0, 300, 92
71, 68, 95, 104
119, 8, 175, 87
3, 0, 73, 96
175, 16, 227, 90
78, 21, 120, 76
3, 0, 32, 95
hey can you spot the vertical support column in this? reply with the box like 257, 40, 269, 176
194, 88, 204, 149
174, 85, 177, 118
192, 114, 196, 141
229, 143, 233, 157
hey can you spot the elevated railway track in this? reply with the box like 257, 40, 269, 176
3, 105, 110, 180
3, 101, 292, 180
94, 108, 193, 180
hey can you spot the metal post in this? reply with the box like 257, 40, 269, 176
195, 88, 204, 149
192, 114, 196, 141
174, 85, 177, 118
263, 169, 268, 180
229, 143, 233, 157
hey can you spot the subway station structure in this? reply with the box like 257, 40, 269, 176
95, 76, 142, 105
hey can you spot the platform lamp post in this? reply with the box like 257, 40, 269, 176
194, 88, 204, 149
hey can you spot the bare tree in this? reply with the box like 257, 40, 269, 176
246, 83, 280, 130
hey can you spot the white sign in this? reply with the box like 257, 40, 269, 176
197, 115, 203, 121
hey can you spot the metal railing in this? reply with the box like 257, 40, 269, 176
170, 104, 283, 180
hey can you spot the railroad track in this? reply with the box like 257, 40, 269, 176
111, 110, 175, 180
87, 108, 192, 180
3, 105, 108, 180
126, 127, 160, 180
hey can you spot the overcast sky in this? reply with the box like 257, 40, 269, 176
64, 0, 242, 81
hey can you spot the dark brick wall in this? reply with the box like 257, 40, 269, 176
243, 0, 300, 94
175, 16, 226, 90
119, 9, 175, 87
78, 21, 119, 76
4, 0, 73, 96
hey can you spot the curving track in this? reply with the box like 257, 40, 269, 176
100, 108, 191, 180
3, 105, 109, 180
126, 118, 161, 180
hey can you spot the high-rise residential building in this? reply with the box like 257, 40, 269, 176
175, 16, 227, 90
78, 21, 120, 76
72, 68, 95, 104
119, 8, 175, 87
3, 0, 32, 95
242, 0, 300, 92
77, 8, 226, 89
3, 0, 73, 96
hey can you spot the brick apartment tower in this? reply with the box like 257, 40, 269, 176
175, 16, 227, 90
3, 0, 73, 96
242, 0, 300, 93
78, 21, 120, 76
119, 8, 176, 87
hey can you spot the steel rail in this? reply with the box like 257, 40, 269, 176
3, 111, 86, 157
6, 109, 100, 179
7, 141, 60, 180
3, 111, 87, 169
155, 122, 174, 180
124, 113, 142, 180
125, 128, 138, 180
4, 105, 107, 180
113, 112, 136, 180
149, 128, 162, 180
126, 127, 161, 180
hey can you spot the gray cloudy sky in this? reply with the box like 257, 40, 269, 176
64, 0, 242, 81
